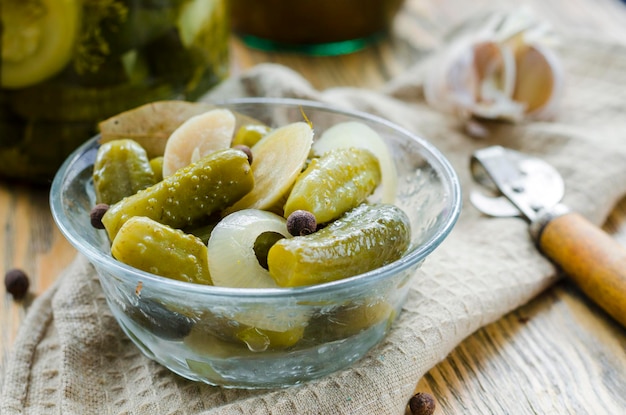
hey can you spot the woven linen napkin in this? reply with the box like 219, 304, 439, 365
3, 34, 626, 414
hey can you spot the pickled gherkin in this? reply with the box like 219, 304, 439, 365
184, 314, 304, 357
102, 148, 254, 240
267, 203, 411, 287
1, 0, 80, 89
10, 82, 175, 123
149, 156, 164, 182
283, 147, 381, 224
231, 124, 272, 148
111, 216, 212, 285
235, 325, 305, 351
305, 299, 395, 341
93, 139, 157, 205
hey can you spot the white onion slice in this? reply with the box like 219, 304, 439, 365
208, 209, 289, 289
162, 108, 235, 177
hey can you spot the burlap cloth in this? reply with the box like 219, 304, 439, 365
2, 32, 626, 414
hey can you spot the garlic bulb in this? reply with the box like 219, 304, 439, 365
424, 8, 564, 123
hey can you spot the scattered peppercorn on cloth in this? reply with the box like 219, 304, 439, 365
3, 34, 626, 415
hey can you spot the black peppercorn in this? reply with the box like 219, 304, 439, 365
90, 203, 109, 229
4, 268, 30, 300
408, 392, 436, 415
233, 144, 253, 165
286, 210, 317, 236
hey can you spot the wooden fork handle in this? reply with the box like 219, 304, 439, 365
538, 211, 626, 328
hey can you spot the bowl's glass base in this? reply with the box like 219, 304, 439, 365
116, 308, 391, 389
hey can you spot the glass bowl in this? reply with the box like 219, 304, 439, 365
50, 98, 461, 389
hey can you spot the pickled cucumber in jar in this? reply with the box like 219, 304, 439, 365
0, 0, 229, 183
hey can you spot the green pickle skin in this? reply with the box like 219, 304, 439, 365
231, 124, 272, 148
93, 139, 157, 205
102, 148, 254, 240
284, 147, 381, 223
112, 216, 212, 285
268, 203, 411, 287
305, 299, 396, 342
235, 325, 305, 351
149, 156, 164, 183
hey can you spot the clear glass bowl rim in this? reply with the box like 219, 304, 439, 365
50, 97, 462, 300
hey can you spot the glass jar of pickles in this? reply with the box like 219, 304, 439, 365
231, 0, 405, 55
0, 0, 229, 183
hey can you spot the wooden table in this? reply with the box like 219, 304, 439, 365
2, 0, 625, 413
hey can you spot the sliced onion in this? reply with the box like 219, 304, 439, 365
162, 108, 235, 177
207, 209, 289, 289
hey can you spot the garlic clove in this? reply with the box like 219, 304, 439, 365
513, 42, 564, 119
473, 41, 516, 100
423, 8, 563, 123
470, 40, 525, 121
424, 38, 478, 117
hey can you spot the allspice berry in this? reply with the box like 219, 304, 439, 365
90, 203, 109, 229
408, 392, 436, 415
233, 144, 253, 165
4, 268, 30, 300
286, 210, 317, 236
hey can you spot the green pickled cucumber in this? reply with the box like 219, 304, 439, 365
93, 139, 157, 205
1, 0, 80, 89
0, 118, 95, 182
283, 147, 381, 224
149, 156, 164, 182
231, 124, 272, 148
102, 148, 254, 240
73, 1, 179, 75
184, 310, 303, 356
267, 203, 411, 287
111, 216, 212, 285
144, 29, 196, 90
183, 218, 218, 245
176, 0, 230, 99
124, 297, 195, 340
10, 81, 174, 122
235, 326, 304, 351
306, 299, 395, 342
